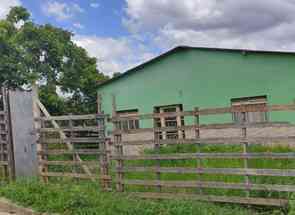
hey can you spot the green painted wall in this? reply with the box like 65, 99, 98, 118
98, 48, 295, 127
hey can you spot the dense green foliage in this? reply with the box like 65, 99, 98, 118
0, 179, 262, 215
0, 6, 108, 114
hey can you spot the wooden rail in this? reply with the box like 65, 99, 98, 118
39, 161, 99, 166
112, 152, 295, 160
41, 137, 105, 144
132, 192, 288, 207
37, 98, 295, 207
118, 167, 295, 177
120, 179, 295, 192
111, 104, 295, 121
39, 126, 104, 132
38, 149, 105, 155
120, 136, 295, 146
112, 122, 293, 135
38, 114, 107, 121
110, 98, 295, 207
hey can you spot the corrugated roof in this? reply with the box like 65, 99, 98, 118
97, 46, 295, 89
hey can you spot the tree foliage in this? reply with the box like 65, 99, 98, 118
0, 6, 108, 114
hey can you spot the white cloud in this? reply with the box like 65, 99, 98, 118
73, 22, 84, 29
0, 0, 21, 20
90, 2, 100, 8
123, 0, 295, 51
42, 1, 84, 21
73, 35, 155, 76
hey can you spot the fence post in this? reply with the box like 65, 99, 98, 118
112, 94, 124, 192
32, 83, 45, 182
99, 136, 110, 190
40, 119, 49, 183
241, 111, 250, 198
194, 107, 203, 194
97, 93, 110, 190
115, 135, 124, 192
154, 129, 161, 192
68, 113, 77, 178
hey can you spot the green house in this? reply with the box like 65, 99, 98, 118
97, 46, 295, 131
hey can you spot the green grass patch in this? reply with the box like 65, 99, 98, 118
123, 144, 295, 199
0, 179, 274, 215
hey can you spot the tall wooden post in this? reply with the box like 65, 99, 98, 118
32, 83, 44, 181
112, 95, 124, 192
68, 114, 77, 177
97, 94, 102, 114
159, 108, 166, 140
242, 111, 250, 198
40, 119, 48, 183
98, 93, 110, 190
176, 105, 183, 139
195, 107, 202, 194
154, 119, 162, 192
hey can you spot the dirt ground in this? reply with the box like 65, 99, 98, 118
0, 198, 37, 215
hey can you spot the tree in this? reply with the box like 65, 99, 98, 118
112, 72, 121, 78
0, 6, 108, 114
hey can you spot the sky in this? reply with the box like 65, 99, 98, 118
1, 0, 295, 76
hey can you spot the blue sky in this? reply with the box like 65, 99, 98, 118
1, 0, 295, 76
22, 0, 128, 37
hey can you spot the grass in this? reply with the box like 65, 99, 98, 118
122, 144, 295, 200
1, 143, 294, 214
0, 179, 265, 215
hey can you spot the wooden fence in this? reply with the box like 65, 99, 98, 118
37, 113, 110, 188
110, 101, 295, 207
0, 87, 13, 181
36, 97, 295, 207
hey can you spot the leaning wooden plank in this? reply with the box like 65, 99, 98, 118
121, 180, 295, 192
132, 192, 288, 207
120, 167, 295, 176
112, 152, 295, 160
36, 99, 95, 181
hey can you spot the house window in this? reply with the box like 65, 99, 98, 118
231, 96, 268, 123
154, 104, 185, 140
115, 109, 140, 131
